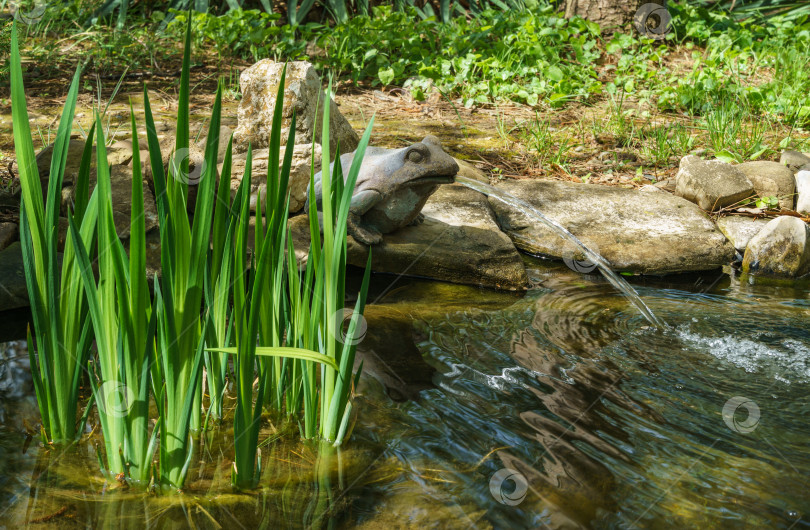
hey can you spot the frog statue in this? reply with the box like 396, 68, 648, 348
308, 135, 459, 245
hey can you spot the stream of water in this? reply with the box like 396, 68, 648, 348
455, 175, 664, 328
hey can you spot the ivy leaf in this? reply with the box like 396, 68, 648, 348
378, 67, 395, 86
714, 150, 738, 164
546, 65, 564, 82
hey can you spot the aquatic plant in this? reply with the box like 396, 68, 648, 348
67, 109, 156, 484
10, 21, 96, 444
140, 16, 220, 490
13, 12, 373, 492
209, 73, 374, 487
253, 72, 296, 415
310, 93, 373, 443
203, 134, 237, 423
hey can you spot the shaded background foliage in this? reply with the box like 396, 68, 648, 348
156, 0, 809, 124
94, 0, 810, 26
7, 0, 810, 29
2, 0, 809, 124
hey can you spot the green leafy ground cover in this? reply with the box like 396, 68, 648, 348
2, 2, 808, 189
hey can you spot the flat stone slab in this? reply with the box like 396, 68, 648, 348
489, 180, 735, 274
290, 185, 528, 290
716, 216, 769, 254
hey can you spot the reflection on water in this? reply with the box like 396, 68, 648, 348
0, 261, 809, 528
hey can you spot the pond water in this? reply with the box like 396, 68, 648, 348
0, 258, 808, 528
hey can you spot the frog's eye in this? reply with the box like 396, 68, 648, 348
406, 148, 426, 164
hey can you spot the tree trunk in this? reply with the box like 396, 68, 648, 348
564, 0, 669, 35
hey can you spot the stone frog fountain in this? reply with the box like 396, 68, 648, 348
308, 135, 459, 245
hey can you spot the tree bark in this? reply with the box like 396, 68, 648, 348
564, 0, 669, 34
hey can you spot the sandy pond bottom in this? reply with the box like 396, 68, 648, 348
0, 257, 809, 529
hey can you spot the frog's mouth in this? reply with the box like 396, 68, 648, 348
405, 174, 456, 186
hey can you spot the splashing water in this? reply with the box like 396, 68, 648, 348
455, 175, 665, 327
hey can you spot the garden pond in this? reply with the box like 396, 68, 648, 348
0, 256, 808, 528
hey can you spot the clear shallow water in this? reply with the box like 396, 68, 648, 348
0, 261, 808, 528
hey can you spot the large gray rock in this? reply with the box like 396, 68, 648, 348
196, 125, 235, 165
290, 185, 528, 290
716, 216, 768, 254
226, 143, 322, 214
36, 138, 133, 185
109, 165, 160, 238
675, 156, 755, 211
779, 150, 810, 173
489, 180, 735, 274
143, 133, 206, 185
234, 60, 359, 156
736, 161, 796, 210
742, 216, 810, 278
796, 170, 810, 215
35, 139, 134, 215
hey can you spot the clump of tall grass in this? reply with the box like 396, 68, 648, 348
10, 21, 95, 445
207, 74, 375, 488
704, 102, 771, 162
310, 91, 373, 443
142, 17, 221, 489
68, 109, 157, 484
203, 132, 237, 423
12, 13, 373, 492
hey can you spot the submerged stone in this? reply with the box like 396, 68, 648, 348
356, 305, 437, 402
489, 179, 734, 274
742, 216, 810, 278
